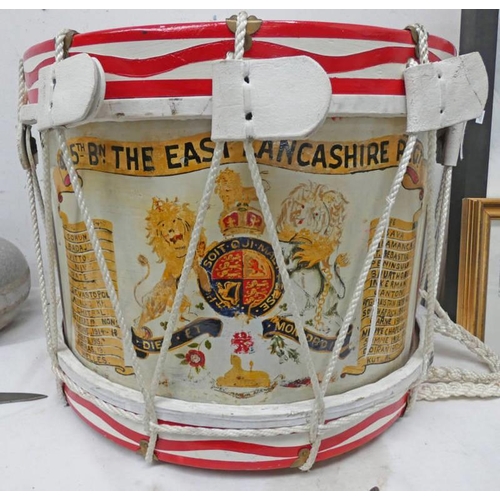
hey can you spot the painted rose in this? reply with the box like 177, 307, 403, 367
185, 349, 205, 368
231, 332, 254, 354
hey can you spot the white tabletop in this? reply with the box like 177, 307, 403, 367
1, 289, 499, 491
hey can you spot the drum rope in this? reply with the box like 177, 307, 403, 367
140, 13, 258, 454
41, 130, 66, 390
434, 166, 453, 278
144, 10, 321, 462
52, 31, 158, 440
54, 129, 158, 428
406, 128, 438, 410
301, 134, 420, 470
142, 142, 225, 462
416, 293, 500, 400
243, 140, 324, 453
18, 59, 64, 399
148, 398, 391, 439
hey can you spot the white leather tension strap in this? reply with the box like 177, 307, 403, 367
405, 52, 488, 166
36, 53, 105, 130
211, 56, 331, 141
405, 52, 488, 132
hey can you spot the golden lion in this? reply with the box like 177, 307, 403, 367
134, 197, 210, 336
277, 182, 349, 329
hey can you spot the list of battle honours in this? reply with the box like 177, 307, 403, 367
343, 217, 417, 375
60, 212, 133, 375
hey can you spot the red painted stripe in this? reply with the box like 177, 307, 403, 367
22, 21, 455, 63
67, 378, 405, 457
155, 450, 295, 470
321, 394, 407, 450
104, 77, 405, 100
27, 88, 38, 104
318, 406, 404, 461
66, 384, 300, 459
26, 76, 405, 104
64, 385, 147, 445
66, 390, 141, 453
68, 21, 455, 56
155, 436, 300, 458
78, 40, 231, 78
66, 42, 438, 80
152, 409, 404, 470
23, 39, 55, 62
331, 78, 405, 95
26, 76, 404, 104
155, 395, 407, 457
105, 79, 212, 99
63, 382, 407, 470
25, 57, 55, 88
248, 41, 441, 72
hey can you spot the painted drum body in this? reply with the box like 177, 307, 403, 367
23, 20, 455, 469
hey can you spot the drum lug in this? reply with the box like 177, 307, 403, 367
138, 439, 158, 462
60, 29, 78, 59
226, 14, 262, 52
290, 448, 311, 469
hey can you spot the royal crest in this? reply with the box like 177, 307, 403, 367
200, 237, 283, 318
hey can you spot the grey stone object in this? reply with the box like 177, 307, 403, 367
0, 238, 31, 330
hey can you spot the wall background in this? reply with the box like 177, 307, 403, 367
487, 13, 500, 196
0, 8, 463, 284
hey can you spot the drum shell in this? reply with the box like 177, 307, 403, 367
45, 114, 427, 405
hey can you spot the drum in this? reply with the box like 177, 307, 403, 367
20, 17, 459, 470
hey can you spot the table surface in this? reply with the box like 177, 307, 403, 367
1, 289, 499, 491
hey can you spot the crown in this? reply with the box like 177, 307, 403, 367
219, 204, 265, 236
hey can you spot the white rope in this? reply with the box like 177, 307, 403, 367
143, 142, 225, 462
434, 166, 453, 279
52, 30, 156, 434
300, 133, 419, 470
415, 295, 500, 400
18, 58, 64, 398
41, 132, 63, 383
406, 131, 438, 411
414, 23, 429, 65
142, 12, 251, 462
243, 141, 324, 455
54, 130, 156, 418
405, 23, 500, 402
144, 10, 318, 463
233, 11, 248, 60
149, 398, 389, 439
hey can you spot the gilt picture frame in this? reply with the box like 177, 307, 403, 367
457, 198, 500, 352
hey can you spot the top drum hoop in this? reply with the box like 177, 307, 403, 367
21, 20, 456, 125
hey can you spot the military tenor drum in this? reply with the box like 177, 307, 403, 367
20, 18, 458, 470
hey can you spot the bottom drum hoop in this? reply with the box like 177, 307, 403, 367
56, 309, 427, 470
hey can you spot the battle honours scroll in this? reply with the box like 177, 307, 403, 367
60, 213, 133, 375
